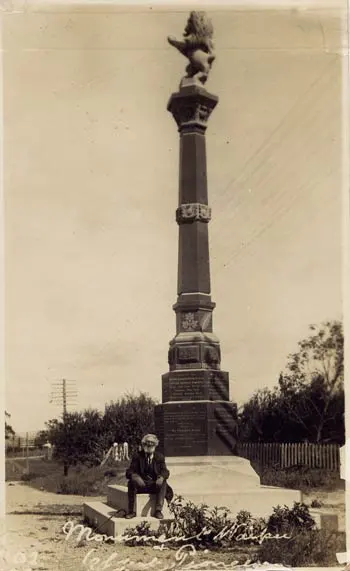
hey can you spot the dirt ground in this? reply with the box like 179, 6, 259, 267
4, 482, 256, 571
3, 481, 346, 571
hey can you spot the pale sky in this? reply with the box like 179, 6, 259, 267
3, 4, 345, 433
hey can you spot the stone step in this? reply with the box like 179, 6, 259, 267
83, 501, 173, 537
107, 484, 172, 518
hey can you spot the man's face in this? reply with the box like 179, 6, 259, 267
142, 439, 157, 454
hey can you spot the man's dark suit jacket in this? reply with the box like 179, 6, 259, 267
125, 450, 173, 503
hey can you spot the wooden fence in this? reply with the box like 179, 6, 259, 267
237, 442, 340, 471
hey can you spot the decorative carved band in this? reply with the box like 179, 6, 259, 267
176, 203, 211, 224
171, 102, 213, 130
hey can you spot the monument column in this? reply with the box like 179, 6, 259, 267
155, 12, 238, 457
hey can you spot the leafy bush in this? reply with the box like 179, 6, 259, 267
120, 495, 345, 566
266, 502, 315, 535
168, 496, 234, 547
123, 521, 169, 546
257, 529, 346, 567
123, 497, 315, 551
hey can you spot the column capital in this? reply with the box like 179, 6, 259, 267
167, 84, 218, 133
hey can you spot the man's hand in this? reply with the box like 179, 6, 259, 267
156, 476, 164, 487
131, 474, 145, 487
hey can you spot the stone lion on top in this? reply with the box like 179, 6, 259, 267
168, 11, 216, 87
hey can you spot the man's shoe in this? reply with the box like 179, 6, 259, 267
125, 512, 136, 519
154, 510, 164, 519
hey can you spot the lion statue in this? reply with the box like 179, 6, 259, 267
168, 11, 216, 86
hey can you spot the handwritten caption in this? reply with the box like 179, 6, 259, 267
62, 520, 291, 571
62, 519, 291, 547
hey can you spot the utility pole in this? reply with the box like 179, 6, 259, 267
26, 432, 29, 473
50, 379, 78, 418
50, 379, 78, 476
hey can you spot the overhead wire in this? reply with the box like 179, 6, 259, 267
210, 58, 340, 265
211, 55, 337, 212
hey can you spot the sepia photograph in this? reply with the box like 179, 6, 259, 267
2, 1, 348, 569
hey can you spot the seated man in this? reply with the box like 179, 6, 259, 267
125, 433, 173, 519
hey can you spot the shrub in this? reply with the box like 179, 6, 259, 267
266, 502, 315, 535
124, 497, 315, 550
120, 495, 343, 569
123, 521, 169, 546
168, 496, 233, 547
257, 529, 346, 567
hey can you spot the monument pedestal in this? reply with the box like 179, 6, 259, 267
166, 456, 302, 519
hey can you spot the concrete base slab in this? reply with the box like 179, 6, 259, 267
83, 501, 173, 537
171, 486, 301, 519
166, 455, 260, 490
107, 484, 172, 518
165, 456, 301, 519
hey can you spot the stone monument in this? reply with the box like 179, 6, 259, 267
83, 12, 301, 532
154, 11, 237, 459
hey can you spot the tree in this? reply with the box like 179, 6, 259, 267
34, 429, 50, 449
5, 411, 15, 440
45, 410, 104, 474
44, 391, 157, 474
278, 320, 344, 443
239, 321, 344, 444
102, 392, 157, 454
238, 387, 281, 442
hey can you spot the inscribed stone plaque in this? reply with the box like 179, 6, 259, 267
155, 401, 209, 456
162, 370, 229, 402
155, 400, 238, 456
162, 371, 206, 401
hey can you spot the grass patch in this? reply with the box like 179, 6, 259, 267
6, 457, 62, 482
6, 457, 128, 496
256, 463, 343, 491
56, 465, 126, 495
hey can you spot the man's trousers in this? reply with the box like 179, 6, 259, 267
127, 479, 167, 514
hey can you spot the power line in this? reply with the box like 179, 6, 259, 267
209, 57, 340, 263
212, 56, 337, 212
